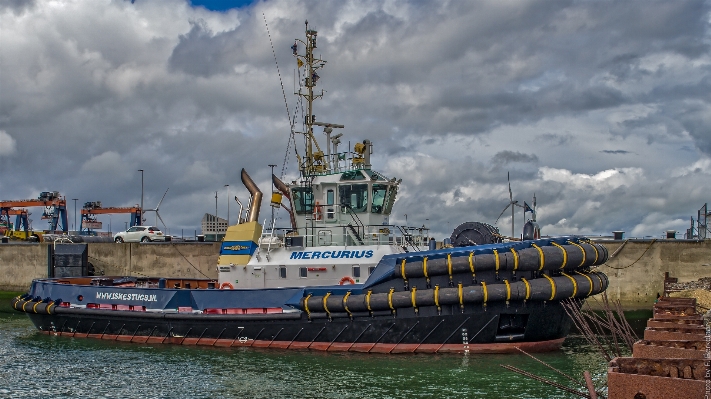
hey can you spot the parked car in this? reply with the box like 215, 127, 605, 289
114, 226, 166, 243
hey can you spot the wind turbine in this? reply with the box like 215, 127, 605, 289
495, 172, 524, 238
143, 188, 169, 230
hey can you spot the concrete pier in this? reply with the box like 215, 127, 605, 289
0, 239, 709, 310
592, 239, 711, 310
0, 242, 219, 291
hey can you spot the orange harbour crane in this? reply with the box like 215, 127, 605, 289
0, 192, 68, 234
80, 201, 142, 235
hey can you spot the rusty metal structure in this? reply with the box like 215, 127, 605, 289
607, 296, 707, 399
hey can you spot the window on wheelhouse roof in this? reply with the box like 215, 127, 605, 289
339, 184, 368, 213
292, 187, 314, 215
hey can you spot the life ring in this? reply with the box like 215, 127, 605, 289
339, 276, 355, 285
313, 201, 323, 221
219, 282, 234, 290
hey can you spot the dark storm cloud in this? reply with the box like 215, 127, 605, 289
169, 20, 242, 77
1, 0, 710, 238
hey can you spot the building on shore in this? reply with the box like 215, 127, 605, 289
201, 213, 227, 242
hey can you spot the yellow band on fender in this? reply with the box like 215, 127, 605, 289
532, 244, 545, 270
343, 291, 352, 317
591, 243, 599, 264
323, 292, 331, 316
567, 240, 586, 267
388, 288, 395, 310
434, 285, 440, 308
458, 283, 463, 306
481, 282, 488, 303
401, 259, 407, 279
521, 278, 531, 300
366, 290, 373, 311
411, 287, 417, 308
551, 242, 568, 269
561, 272, 578, 297
33, 302, 40, 313
46, 303, 54, 314
493, 250, 500, 272
423, 257, 429, 279
510, 248, 519, 271
469, 252, 475, 275
504, 280, 511, 301
447, 254, 453, 280
304, 294, 312, 317
542, 274, 556, 300
576, 272, 594, 296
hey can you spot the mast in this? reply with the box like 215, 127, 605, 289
293, 21, 343, 177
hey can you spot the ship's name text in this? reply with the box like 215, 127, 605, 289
290, 250, 374, 260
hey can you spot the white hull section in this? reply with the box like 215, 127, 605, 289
218, 245, 408, 289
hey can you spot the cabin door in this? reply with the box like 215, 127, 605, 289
323, 186, 337, 222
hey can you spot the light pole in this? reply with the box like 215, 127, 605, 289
215, 190, 218, 238
72, 198, 78, 233
137, 169, 144, 225
224, 184, 230, 226
269, 164, 276, 228
109, 214, 112, 235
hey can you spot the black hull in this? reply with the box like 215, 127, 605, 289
25, 300, 571, 353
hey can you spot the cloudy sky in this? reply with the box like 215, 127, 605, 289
1, 0, 710, 240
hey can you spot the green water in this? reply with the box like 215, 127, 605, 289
0, 311, 610, 399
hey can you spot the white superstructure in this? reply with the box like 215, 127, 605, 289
216, 22, 431, 289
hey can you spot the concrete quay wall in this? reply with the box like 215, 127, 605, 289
592, 239, 711, 310
0, 242, 220, 291
0, 240, 709, 311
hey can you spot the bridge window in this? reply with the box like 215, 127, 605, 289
368, 266, 376, 275
371, 184, 388, 214
352, 266, 361, 278
299, 267, 307, 278
279, 266, 287, 279
292, 187, 314, 215
339, 184, 368, 213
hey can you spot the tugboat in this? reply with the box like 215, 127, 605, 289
12, 22, 609, 353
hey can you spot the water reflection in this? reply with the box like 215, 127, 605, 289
0, 313, 609, 399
